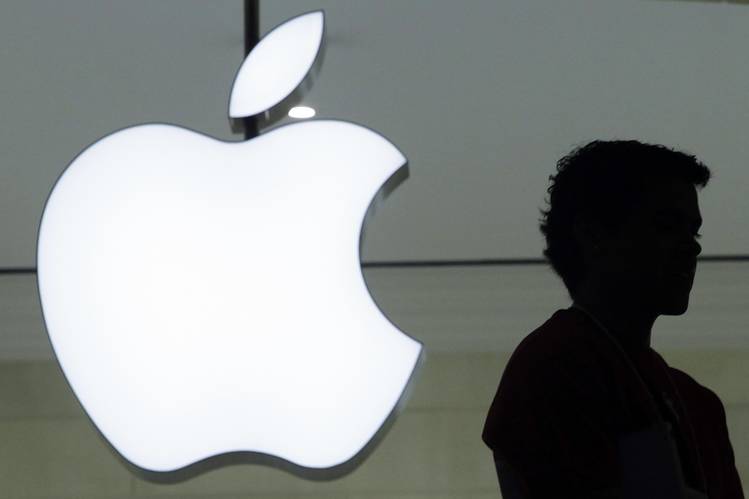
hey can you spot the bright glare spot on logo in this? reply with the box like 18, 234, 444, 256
288, 106, 316, 119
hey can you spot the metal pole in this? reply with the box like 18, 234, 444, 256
243, 0, 260, 139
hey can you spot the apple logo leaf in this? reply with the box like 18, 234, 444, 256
229, 10, 324, 126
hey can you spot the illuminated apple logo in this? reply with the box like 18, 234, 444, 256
36, 10, 423, 478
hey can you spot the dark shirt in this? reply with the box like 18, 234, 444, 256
482, 307, 744, 499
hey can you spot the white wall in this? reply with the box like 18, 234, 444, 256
0, 350, 746, 498
0, 263, 747, 497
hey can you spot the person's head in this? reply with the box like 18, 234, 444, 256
538, 140, 711, 315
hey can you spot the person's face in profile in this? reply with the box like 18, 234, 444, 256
577, 179, 703, 319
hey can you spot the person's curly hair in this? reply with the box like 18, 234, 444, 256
538, 140, 712, 300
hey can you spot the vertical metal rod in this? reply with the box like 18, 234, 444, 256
243, 0, 260, 139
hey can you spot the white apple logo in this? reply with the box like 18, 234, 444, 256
36, 10, 423, 477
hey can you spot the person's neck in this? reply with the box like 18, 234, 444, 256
572, 295, 654, 354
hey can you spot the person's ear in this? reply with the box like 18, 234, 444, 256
573, 216, 606, 257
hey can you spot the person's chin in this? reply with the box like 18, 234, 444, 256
659, 293, 691, 315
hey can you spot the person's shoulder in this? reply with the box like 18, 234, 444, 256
483, 308, 586, 447
663, 363, 724, 412
511, 308, 581, 356
502, 307, 594, 380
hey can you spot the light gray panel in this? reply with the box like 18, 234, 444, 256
263, 0, 749, 262
2, 1, 749, 268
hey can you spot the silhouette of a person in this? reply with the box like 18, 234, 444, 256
482, 140, 744, 499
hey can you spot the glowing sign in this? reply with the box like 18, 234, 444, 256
37, 10, 423, 475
